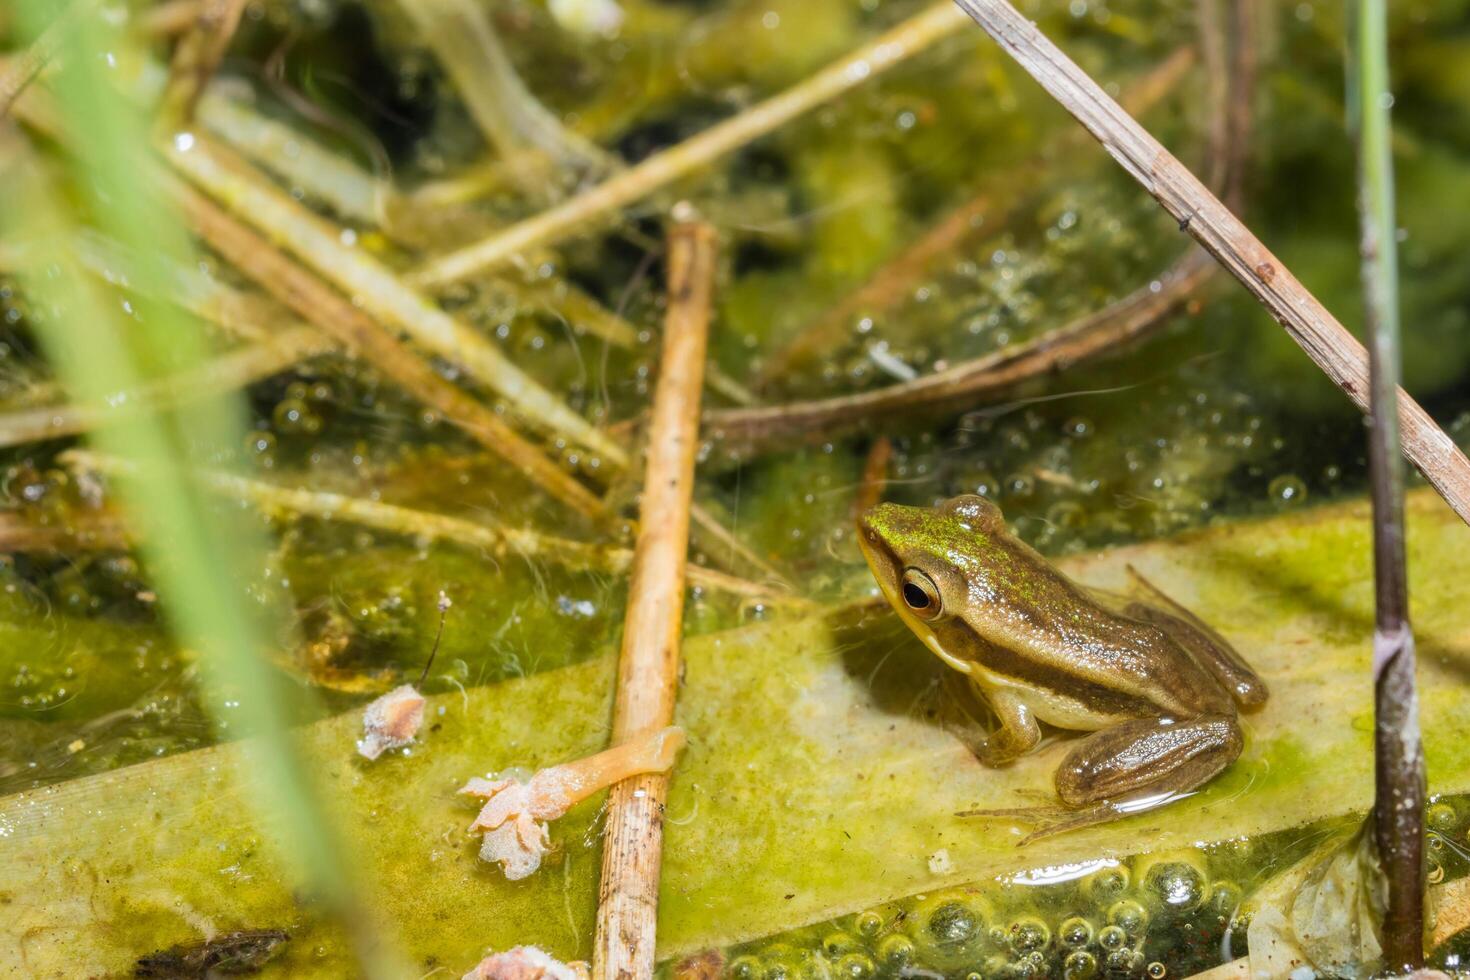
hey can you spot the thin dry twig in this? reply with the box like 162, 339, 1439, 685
409, 3, 971, 287
392, 0, 613, 192
706, 249, 1214, 447
157, 0, 248, 126
137, 1, 206, 37
0, 326, 331, 449
756, 43, 1197, 385
59, 449, 788, 602
852, 435, 893, 520
168, 176, 609, 520
951, 0, 1470, 529
0, 0, 102, 120
593, 219, 716, 980
164, 134, 628, 467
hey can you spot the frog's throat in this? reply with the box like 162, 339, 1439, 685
857, 533, 974, 678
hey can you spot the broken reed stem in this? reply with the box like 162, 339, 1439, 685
166, 176, 610, 521
156, 0, 248, 127
706, 249, 1214, 447
409, 3, 969, 286
950, 0, 1470, 530
58, 449, 785, 602
164, 134, 628, 467
392, 0, 612, 191
755, 43, 1197, 385
593, 220, 716, 980
0, 326, 331, 449
1351, 0, 1425, 966
137, 1, 206, 37
0, 0, 100, 119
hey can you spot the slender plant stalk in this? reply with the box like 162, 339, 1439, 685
1350, 0, 1425, 966
949, 0, 1470, 530
60, 450, 788, 602
156, 0, 247, 126
0, 0, 101, 119
755, 44, 1197, 385
136, 1, 206, 37
593, 219, 716, 980
0, 325, 331, 449
167, 175, 610, 519
391, 0, 613, 190
0, 6, 399, 974
164, 133, 628, 465
706, 249, 1214, 447
409, 3, 970, 286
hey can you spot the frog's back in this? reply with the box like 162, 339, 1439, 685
955, 532, 1236, 724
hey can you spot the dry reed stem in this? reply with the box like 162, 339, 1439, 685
0, 0, 102, 120
59, 448, 787, 602
393, 0, 612, 191
951, 0, 1470, 528
168, 176, 609, 520
0, 326, 331, 449
756, 43, 1197, 385
593, 220, 716, 980
164, 134, 628, 466
852, 435, 894, 519
0, 508, 130, 552
157, 0, 247, 126
137, 2, 206, 37
707, 249, 1214, 447
409, 3, 970, 287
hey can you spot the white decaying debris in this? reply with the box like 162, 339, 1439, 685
548, 0, 623, 36
462, 945, 590, 980
355, 684, 427, 760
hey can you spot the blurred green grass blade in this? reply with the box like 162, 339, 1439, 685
2, 5, 401, 975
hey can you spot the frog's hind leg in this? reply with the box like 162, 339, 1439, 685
1121, 566, 1269, 710
1055, 715, 1242, 808
963, 716, 1244, 845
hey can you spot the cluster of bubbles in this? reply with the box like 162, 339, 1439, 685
687, 795, 1470, 980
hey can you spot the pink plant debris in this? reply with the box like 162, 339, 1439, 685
462, 946, 590, 980
459, 726, 686, 879
355, 684, 426, 760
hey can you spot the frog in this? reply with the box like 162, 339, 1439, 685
856, 494, 1268, 839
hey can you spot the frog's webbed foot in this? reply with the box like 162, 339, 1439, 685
958, 793, 1186, 846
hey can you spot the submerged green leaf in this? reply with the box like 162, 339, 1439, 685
4, 490, 1470, 976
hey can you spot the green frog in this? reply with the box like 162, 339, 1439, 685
857, 494, 1267, 838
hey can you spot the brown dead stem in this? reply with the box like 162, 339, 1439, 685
157, 0, 248, 127
593, 219, 716, 980
852, 436, 894, 520
951, 0, 1470, 528
0, 325, 332, 449
409, 3, 970, 287
58, 449, 791, 603
0, 0, 102, 120
755, 43, 1197, 386
167, 176, 609, 521
708, 0, 1250, 451
707, 249, 1214, 449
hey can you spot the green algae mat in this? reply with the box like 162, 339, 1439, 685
4, 489, 1470, 976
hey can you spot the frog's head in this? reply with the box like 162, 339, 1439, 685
856, 495, 1008, 644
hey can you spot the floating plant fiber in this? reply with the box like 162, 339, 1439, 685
7, 491, 1470, 975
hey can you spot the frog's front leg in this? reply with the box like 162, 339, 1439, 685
944, 674, 1040, 767
1054, 715, 1242, 807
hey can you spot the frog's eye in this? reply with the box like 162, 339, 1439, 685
900, 568, 943, 620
